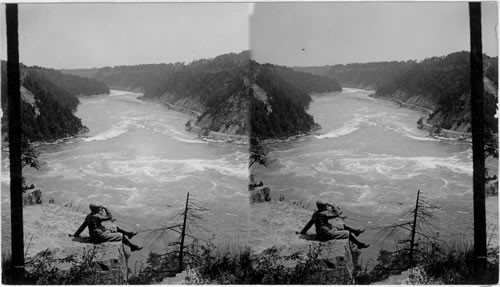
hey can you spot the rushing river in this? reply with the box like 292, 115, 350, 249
253, 88, 496, 262
2, 88, 496, 265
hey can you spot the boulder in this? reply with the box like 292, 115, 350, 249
250, 186, 271, 203
22, 189, 42, 206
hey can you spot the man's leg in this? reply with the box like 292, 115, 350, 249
122, 236, 142, 252
322, 229, 349, 240
343, 224, 365, 237
349, 233, 369, 249
102, 232, 142, 251
117, 227, 138, 239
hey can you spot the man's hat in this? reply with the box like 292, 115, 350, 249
89, 203, 100, 211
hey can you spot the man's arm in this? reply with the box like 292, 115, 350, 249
73, 219, 88, 237
92, 213, 113, 221
330, 204, 343, 216
299, 218, 314, 234
325, 204, 344, 219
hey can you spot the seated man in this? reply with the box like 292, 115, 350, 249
299, 200, 369, 249
72, 203, 142, 252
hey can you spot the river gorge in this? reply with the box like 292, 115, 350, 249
2, 88, 497, 266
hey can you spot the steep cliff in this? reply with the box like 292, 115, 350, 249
296, 52, 498, 140
375, 52, 498, 137
1, 63, 109, 142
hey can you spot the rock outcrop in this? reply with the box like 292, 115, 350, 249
22, 189, 42, 206
250, 186, 271, 203
250, 201, 355, 283
18, 204, 128, 284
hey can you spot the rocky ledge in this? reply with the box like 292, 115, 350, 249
20, 204, 128, 284
249, 201, 355, 283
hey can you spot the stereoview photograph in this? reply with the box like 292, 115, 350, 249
1, 2, 498, 284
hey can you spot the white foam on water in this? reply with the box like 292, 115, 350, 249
341, 87, 374, 94
405, 134, 441, 142
42, 162, 86, 179
340, 153, 473, 178
83, 123, 128, 142
106, 155, 248, 182
316, 117, 363, 139
173, 136, 208, 144
316, 112, 389, 139
109, 90, 143, 97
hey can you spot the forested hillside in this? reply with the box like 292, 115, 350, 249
375, 51, 498, 136
296, 52, 498, 138
250, 62, 319, 139
30, 66, 109, 99
295, 61, 414, 90
66, 52, 341, 140
1, 63, 109, 142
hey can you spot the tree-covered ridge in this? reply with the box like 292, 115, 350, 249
1, 62, 108, 142
294, 61, 415, 90
30, 66, 109, 100
72, 51, 341, 140
376, 51, 498, 135
324, 61, 414, 90
260, 63, 341, 96
250, 62, 318, 139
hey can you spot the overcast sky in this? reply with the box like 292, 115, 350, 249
251, 2, 498, 66
1, 2, 498, 69
7, 3, 250, 69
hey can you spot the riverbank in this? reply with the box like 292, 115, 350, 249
369, 93, 478, 142
138, 95, 250, 145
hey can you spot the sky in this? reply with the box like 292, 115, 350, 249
1, 2, 498, 69
2, 3, 250, 69
250, 2, 498, 66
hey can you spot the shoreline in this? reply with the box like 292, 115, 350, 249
138, 95, 251, 145
368, 93, 479, 143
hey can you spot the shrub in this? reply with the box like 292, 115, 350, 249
131, 240, 354, 284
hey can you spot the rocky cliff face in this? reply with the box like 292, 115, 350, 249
297, 52, 498, 138
375, 52, 498, 136
1, 63, 109, 142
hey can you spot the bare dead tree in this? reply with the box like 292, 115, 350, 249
374, 190, 440, 268
146, 192, 209, 273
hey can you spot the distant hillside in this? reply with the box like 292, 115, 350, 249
375, 51, 498, 136
33, 67, 109, 98
295, 61, 414, 90
1, 63, 109, 142
296, 52, 498, 139
66, 52, 342, 140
